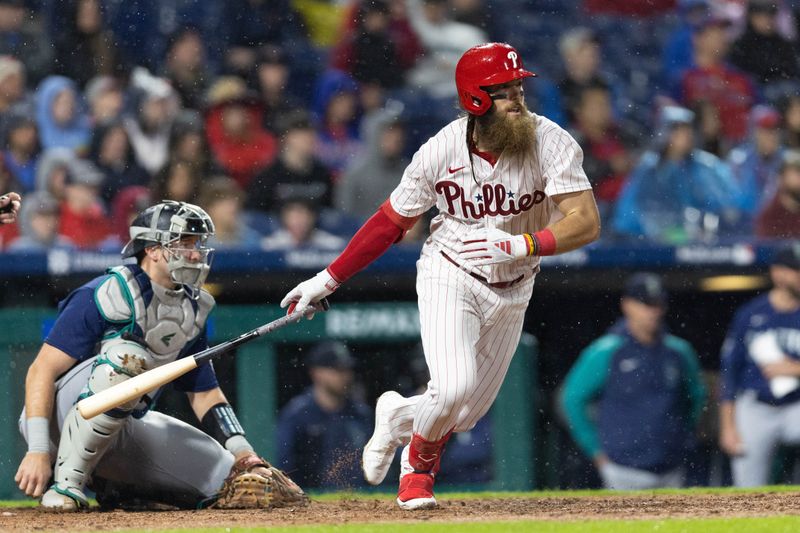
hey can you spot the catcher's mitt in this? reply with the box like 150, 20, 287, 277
212, 454, 309, 509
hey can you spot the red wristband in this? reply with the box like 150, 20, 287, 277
532, 228, 557, 256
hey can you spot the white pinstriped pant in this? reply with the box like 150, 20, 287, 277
386, 251, 535, 443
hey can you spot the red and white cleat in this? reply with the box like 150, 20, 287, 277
396, 472, 437, 510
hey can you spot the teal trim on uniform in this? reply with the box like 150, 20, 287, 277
94, 269, 137, 339
560, 334, 623, 458
665, 334, 708, 425
51, 484, 88, 507
93, 355, 138, 378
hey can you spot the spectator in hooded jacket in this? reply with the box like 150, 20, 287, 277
123, 68, 180, 177
561, 273, 706, 490
7, 190, 73, 251
312, 70, 363, 179
35, 76, 92, 154
612, 105, 742, 243
335, 107, 408, 219
204, 76, 277, 189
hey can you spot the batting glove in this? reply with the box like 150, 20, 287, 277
457, 227, 532, 266
280, 269, 340, 319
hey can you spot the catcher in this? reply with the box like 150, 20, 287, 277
14, 200, 307, 511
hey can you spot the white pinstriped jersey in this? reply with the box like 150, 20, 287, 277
389, 113, 592, 283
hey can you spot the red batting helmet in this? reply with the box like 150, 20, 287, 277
455, 43, 536, 116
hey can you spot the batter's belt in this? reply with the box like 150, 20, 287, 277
440, 251, 524, 289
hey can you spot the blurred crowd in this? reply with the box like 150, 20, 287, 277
0, 0, 800, 253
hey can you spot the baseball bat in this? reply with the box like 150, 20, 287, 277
77, 299, 330, 420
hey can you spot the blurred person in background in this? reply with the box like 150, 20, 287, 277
162, 26, 208, 111
404, 0, 486, 100
57, 158, 115, 250
3, 111, 39, 192
35, 76, 91, 154
261, 198, 344, 251
150, 159, 202, 205
612, 105, 742, 243
677, 16, 757, 146
730, 0, 799, 86
662, 0, 711, 89
557, 27, 620, 125
0, 0, 51, 85
779, 93, 800, 151
204, 76, 276, 188
109, 185, 150, 245
220, 0, 305, 78
248, 110, 332, 213
568, 82, 636, 225
690, 99, 726, 157
755, 150, 800, 239
34, 147, 73, 201
84, 75, 124, 127
169, 112, 213, 174
275, 341, 372, 490
561, 273, 706, 490
0, 55, 29, 137
719, 244, 800, 486
312, 70, 363, 179
89, 121, 148, 206
250, 45, 303, 135
335, 110, 408, 220
7, 191, 72, 251
198, 176, 261, 249
124, 68, 180, 177
330, 1, 406, 92
52, 0, 122, 88
727, 105, 785, 225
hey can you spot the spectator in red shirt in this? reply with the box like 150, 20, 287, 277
204, 76, 277, 188
57, 158, 116, 250
678, 16, 758, 146
756, 150, 800, 239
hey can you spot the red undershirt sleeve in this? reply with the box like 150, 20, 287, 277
327, 200, 420, 283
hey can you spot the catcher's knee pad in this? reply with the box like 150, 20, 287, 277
53, 406, 127, 493
87, 339, 150, 411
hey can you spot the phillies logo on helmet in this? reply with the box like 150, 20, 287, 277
455, 43, 536, 116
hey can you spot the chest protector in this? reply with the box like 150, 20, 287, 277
93, 265, 215, 367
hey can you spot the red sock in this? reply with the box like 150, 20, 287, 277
408, 431, 453, 474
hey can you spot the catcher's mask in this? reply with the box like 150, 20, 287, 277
122, 200, 215, 299
455, 42, 536, 116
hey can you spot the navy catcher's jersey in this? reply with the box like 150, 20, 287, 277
46, 265, 218, 393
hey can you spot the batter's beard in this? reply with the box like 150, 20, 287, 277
475, 105, 536, 155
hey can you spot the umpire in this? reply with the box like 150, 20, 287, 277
720, 243, 800, 486
560, 273, 707, 489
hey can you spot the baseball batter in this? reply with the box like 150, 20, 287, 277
14, 201, 306, 510
282, 42, 600, 509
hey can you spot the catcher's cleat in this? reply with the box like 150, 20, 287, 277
362, 390, 406, 485
40, 484, 89, 512
396, 472, 437, 510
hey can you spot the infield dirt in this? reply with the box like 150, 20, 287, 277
2, 491, 799, 531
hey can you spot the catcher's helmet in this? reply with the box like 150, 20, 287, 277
122, 200, 215, 298
455, 43, 536, 116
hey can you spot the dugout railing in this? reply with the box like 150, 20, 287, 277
0, 304, 538, 499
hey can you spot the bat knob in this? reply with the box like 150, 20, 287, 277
319, 298, 331, 311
